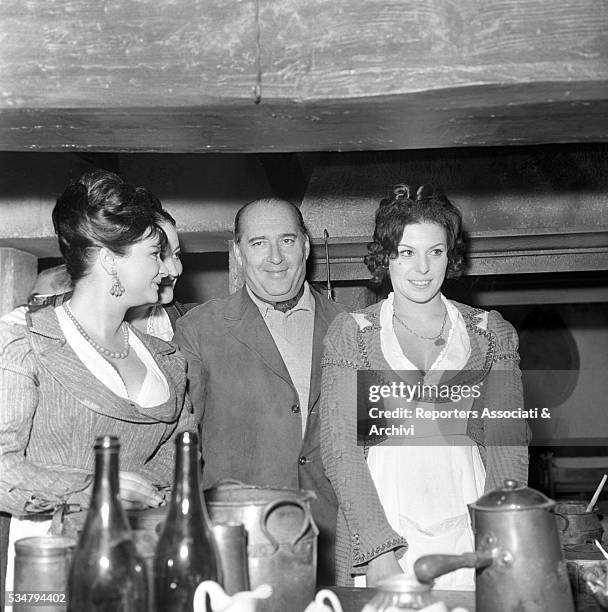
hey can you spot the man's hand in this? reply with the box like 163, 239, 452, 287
366, 550, 403, 586
119, 471, 166, 508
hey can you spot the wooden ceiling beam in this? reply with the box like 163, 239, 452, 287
1, 0, 607, 152
1, 81, 607, 153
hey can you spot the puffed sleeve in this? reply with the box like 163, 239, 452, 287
0, 322, 92, 515
481, 311, 531, 491
320, 313, 407, 576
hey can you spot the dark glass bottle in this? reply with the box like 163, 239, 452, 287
67, 435, 147, 612
154, 430, 223, 611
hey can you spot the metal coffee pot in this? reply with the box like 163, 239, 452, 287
414, 480, 575, 612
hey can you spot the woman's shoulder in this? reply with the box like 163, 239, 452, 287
324, 301, 383, 347
0, 304, 29, 327
0, 316, 35, 372
325, 311, 357, 341
328, 301, 382, 330
449, 299, 518, 350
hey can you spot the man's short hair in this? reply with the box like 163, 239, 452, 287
234, 198, 308, 243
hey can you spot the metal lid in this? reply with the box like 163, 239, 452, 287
14, 536, 76, 557
469, 479, 555, 511
376, 574, 432, 594
212, 522, 246, 538
205, 480, 317, 505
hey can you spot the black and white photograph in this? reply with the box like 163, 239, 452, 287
0, 1, 607, 610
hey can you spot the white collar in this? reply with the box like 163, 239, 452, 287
380, 293, 471, 375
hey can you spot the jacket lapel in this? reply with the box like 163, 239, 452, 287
224, 287, 293, 386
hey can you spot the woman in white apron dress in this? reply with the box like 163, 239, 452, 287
320, 183, 529, 588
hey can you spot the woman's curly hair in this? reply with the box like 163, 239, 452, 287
364, 183, 466, 286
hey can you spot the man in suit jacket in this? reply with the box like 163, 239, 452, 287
174, 198, 345, 585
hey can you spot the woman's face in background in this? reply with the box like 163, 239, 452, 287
158, 221, 183, 305
388, 221, 448, 306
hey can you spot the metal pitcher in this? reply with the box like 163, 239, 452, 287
205, 480, 318, 612
414, 479, 575, 612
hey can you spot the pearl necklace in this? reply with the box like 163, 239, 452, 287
393, 309, 448, 347
64, 303, 130, 359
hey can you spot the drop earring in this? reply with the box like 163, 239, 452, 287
109, 269, 125, 297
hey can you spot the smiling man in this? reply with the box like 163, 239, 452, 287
174, 198, 345, 585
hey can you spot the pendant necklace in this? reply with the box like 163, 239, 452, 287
393, 308, 448, 347
64, 303, 130, 359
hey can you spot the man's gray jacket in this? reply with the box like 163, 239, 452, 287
174, 286, 346, 584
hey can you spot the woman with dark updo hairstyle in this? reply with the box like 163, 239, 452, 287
18, 182, 188, 338
0, 169, 195, 592
320, 184, 530, 588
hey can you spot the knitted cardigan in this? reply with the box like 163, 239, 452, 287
320, 299, 530, 586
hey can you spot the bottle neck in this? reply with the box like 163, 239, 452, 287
85, 446, 129, 532
168, 440, 206, 519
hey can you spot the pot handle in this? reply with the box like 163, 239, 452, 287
209, 478, 248, 490
414, 551, 494, 584
554, 512, 570, 534
260, 499, 316, 554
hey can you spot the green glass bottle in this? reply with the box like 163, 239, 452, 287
154, 430, 223, 611
67, 435, 147, 611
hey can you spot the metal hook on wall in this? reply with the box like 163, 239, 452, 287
324, 229, 334, 301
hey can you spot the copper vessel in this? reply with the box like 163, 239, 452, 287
414, 480, 575, 612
